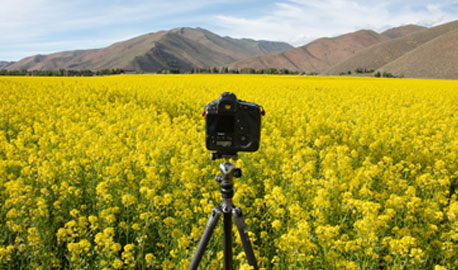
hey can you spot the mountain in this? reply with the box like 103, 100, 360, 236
381, 25, 427, 39
326, 20, 458, 76
6, 22, 458, 79
0, 61, 14, 69
7, 27, 292, 72
228, 30, 388, 73
377, 27, 458, 79
227, 25, 424, 73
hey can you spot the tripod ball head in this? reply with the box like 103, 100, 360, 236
214, 166, 241, 182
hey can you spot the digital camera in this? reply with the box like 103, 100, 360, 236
204, 92, 263, 155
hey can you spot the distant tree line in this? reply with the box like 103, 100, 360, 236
1, 67, 321, 77
339, 67, 375, 76
339, 67, 404, 78
0, 68, 130, 77
374, 71, 404, 78
159, 66, 317, 75
1, 67, 404, 78
355, 67, 375, 74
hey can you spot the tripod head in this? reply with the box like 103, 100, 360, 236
210, 152, 242, 182
209, 152, 238, 161
215, 161, 242, 183
211, 152, 242, 182
213, 156, 242, 214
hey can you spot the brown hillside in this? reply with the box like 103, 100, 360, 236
377, 28, 458, 79
382, 25, 427, 39
7, 28, 292, 72
0, 61, 14, 69
228, 30, 390, 73
7, 32, 169, 71
326, 20, 458, 75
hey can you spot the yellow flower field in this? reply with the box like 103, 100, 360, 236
1, 74, 458, 269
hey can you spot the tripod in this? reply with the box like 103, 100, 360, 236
188, 153, 258, 270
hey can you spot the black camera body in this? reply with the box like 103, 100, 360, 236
205, 92, 262, 155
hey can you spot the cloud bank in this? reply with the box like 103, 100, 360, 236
213, 0, 458, 45
0, 0, 457, 60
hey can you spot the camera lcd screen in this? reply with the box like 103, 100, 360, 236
207, 115, 234, 133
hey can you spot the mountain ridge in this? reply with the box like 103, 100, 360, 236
0, 61, 14, 69
7, 27, 293, 72
376, 27, 458, 79
325, 20, 458, 77
228, 25, 425, 73
381, 24, 427, 39
5, 21, 458, 79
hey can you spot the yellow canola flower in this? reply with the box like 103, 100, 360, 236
112, 259, 123, 269
145, 253, 156, 267
121, 194, 137, 207
1, 75, 458, 270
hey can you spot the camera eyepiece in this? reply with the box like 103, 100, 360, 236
219, 93, 237, 112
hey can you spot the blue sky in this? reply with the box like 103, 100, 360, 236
1, 0, 457, 61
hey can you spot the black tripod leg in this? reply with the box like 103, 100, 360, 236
189, 207, 222, 270
232, 207, 258, 270
223, 212, 233, 270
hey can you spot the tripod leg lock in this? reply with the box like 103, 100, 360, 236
211, 207, 221, 217
233, 207, 242, 217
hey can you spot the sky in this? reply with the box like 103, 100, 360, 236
1, 0, 457, 61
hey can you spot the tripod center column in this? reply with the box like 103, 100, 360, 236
219, 161, 237, 213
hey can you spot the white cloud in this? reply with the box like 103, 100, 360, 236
213, 0, 458, 46
1, 0, 457, 60
0, 0, 213, 36
0, 0, 220, 60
